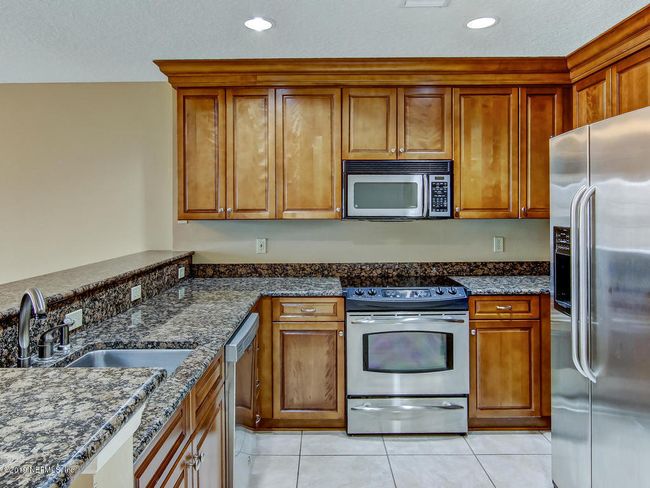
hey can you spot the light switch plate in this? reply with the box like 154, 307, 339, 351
131, 284, 142, 301
65, 309, 83, 331
256, 238, 267, 254
178, 266, 186, 279
493, 236, 505, 253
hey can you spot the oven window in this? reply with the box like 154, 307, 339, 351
363, 331, 453, 373
353, 182, 419, 209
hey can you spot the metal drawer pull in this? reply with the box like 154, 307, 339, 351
351, 402, 464, 412
300, 307, 317, 313
255, 414, 262, 425
495, 305, 513, 310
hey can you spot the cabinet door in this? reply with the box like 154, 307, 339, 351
470, 320, 541, 418
573, 69, 611, 128
453, 87, 519, 219
519, 87, 564, 219
193, 386, 225, 488
226, 88, 275, 219
398, 87, 452, 159
342, 88, 397, 159
612, 46, 650, 116
276, 88, 342, 219
272, 322, 345, 420
178, 89, 226, 220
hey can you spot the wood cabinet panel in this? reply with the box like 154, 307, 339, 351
470, 319, 541, 418
343, 88, 397, 159
276, 88, 342, 219
256, 298, 274, 422
612, 46, 650, 116
272, 297, 345, 322
178, 90, 226, 220
193, 386, 225, 488
520, 87, 564, 219
398, 87, 452, 159
226, 88, 276, 219
453, 87, 519, 219
471, 295, 540, 320
540, 295, 551, 417
573, 69, 611, 128
272, 321, 345, 420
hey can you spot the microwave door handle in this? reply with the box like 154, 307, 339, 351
570, 185, 589, 378
422, 175, 429, 218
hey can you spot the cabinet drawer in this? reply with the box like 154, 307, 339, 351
470, 296, 540, 320
192, 353, 223, 423
272, 297, 344, 322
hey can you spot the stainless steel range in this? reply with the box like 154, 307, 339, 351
344, 278, 469, 435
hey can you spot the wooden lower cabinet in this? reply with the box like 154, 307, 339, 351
135, 353, 225, 488
469, 295, 550, 429
272, 321, 345, 422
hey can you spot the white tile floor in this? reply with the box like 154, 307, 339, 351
249, 431, 552, 488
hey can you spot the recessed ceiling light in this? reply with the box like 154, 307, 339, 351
466, 17, 498, 29
244, 17, 273, 32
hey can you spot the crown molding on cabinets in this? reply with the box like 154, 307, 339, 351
567, 5, 650, 82
154, 57, 570, 88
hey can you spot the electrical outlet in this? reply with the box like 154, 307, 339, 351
256, 238, 267, 254
178, 266, 186, 279
65, 309, 83, 331
131, 284, 142, 301
493, 236, 505, 253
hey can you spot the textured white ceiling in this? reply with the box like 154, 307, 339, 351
1, 0, 647, 82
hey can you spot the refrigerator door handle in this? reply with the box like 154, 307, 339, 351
578, 185, 598, 383
570, 185, 589, 378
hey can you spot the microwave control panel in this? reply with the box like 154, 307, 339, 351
429, 175, 451, 217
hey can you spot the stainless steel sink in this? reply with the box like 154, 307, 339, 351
65, 349, 193, 374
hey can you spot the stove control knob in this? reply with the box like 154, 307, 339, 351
435, 287, 444, 295
448, 288, 457, 295
354, 289, 365, 296
368, 289, 377, 296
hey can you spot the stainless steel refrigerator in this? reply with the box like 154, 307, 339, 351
550, 106, 650, 488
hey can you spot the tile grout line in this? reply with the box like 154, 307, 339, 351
463, 435, 497, 488
295, 431, 303, 488
382, 436, 399, 488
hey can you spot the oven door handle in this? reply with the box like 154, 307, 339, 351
349, 317, 466, 324
351, 402, 465, 412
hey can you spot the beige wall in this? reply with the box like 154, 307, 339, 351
0, 83, 174, 284
174, 219, 550, 263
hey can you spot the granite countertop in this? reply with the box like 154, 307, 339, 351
0, 251, 193, 320
43, 277, 343, 462
0, 368, 165, 488
451, 275, 550, 295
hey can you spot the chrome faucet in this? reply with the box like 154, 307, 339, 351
18, 288, 47, 367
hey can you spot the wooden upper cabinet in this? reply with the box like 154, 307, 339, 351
573, 69, 611, 128
178, 90, 226, 220
398, 87, 452, 159
276, 88, 342, 219
343, 88, 397, 159
453, 87, 519, 219
612, 46, 650, 116
470, 319, 541, 419
272, 321, 345, 421
519, 87, 564, 219
226, 88, 276, 219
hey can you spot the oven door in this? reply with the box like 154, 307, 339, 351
346, 174, 425, 218
346, 312, 469, 396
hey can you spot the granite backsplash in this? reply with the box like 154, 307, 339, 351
193, 261, 550, 280
0, 256, 192, 368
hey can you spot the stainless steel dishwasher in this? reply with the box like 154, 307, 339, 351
224, 312, 259, 488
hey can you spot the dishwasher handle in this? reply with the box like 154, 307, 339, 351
225, 313, 259, 363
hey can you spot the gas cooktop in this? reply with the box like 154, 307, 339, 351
343, 276, 468, 312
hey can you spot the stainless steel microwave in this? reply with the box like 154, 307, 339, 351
343, 160, 453, 220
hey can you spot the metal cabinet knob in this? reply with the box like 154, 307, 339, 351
455, 207, 460, 217
471, 329, 476, 336
399, 148, 405, 153
521, 206, 527, 216
226, 208, 232, 214
390, 148, 396, 153
338, 331, 344, 337
255, 414, 262, 426
218, 208, 224, 213
336, 207, 341, 213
